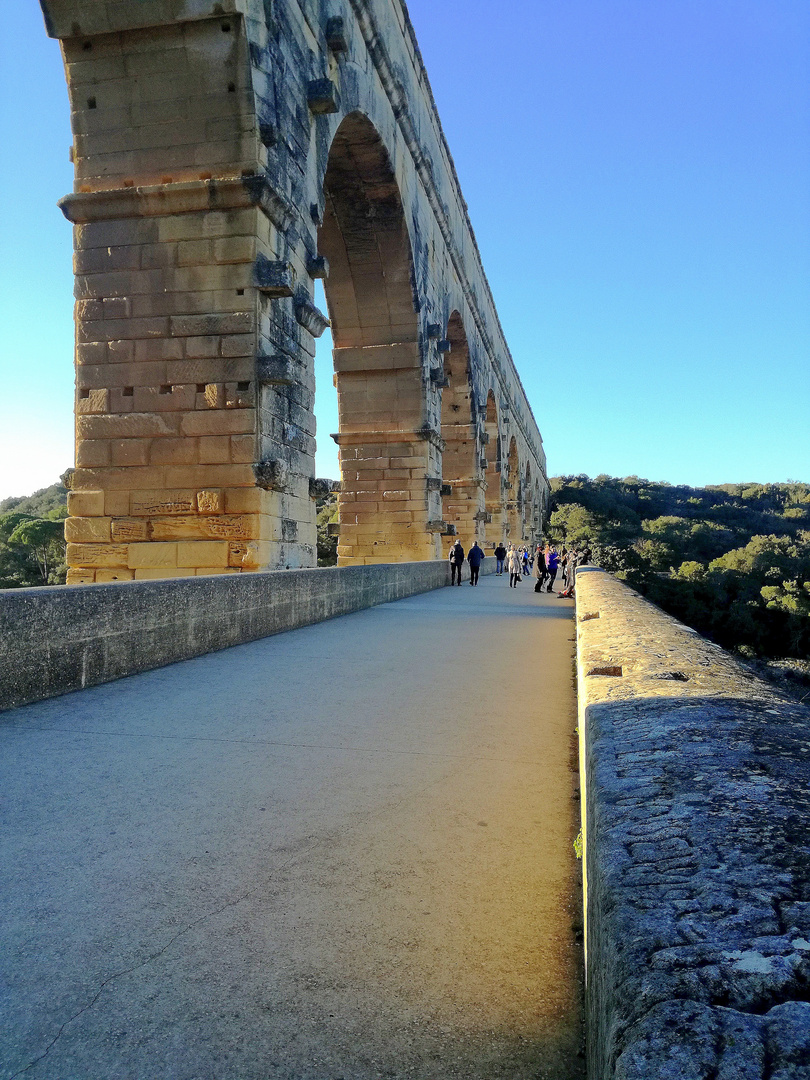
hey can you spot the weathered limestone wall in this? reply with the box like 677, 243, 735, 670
0, 560, 450, 712
40, 0, 548, 580
575, 568, 810, 1080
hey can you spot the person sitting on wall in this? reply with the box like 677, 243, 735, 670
467, 541, 484, 586
449, 539, 466, 585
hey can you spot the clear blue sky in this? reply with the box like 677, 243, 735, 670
1, 0, 807, 501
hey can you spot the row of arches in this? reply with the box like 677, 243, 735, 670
46, 0, 548, 578
314, 112, 545, 562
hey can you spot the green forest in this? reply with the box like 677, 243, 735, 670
547, 475, 810, 668
0, 483, 69, 589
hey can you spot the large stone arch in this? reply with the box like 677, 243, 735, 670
439, 312, 482, 546
506, 437, 522, 542
39, 0, 549, 580
483, 390, 504, 546
317, 113, 430, 564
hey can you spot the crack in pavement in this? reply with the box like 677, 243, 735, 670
8, 890, 251, 1079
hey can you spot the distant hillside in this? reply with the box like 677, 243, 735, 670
0, 482, 68, 517
548, 475, 810, 668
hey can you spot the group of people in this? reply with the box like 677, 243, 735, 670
449, 538, 591, 595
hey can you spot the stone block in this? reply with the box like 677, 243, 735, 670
78, 413, 181, 440
176, 541, 229, 568
67, 490, 105, 517
133, 568, 192, 579
76, 440, 112, 467
65, 517, 112, 543
111, 519, 149, 542
149, 438, 199, 466
110, 439, 150, 466
164, 464, 254, 489
77, 388, 109, 414
198, 436, 231, 464
66, 568, 96, 584
224, 487, 265, 514
67, 543, 129, 568
95, 568, 135, 582
104, 491, 131, 516
181, 410, 255, 436
126, 542, 178, 569
196, 490, 224, 514
130, 491, 197, 516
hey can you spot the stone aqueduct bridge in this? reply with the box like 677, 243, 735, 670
41, 0, 548, 583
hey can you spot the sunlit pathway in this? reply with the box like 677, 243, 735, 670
1, 573, 582, 1080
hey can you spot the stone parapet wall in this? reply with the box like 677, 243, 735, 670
0, 560, 452, 712
575, 567, 810, 1080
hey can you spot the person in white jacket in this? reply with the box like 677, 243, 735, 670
506, 544, 522, 588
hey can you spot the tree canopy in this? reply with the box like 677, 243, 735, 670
547, 475, 810, 661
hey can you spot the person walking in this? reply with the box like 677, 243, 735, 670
533, 545, 547, 592
449, 539, 465, 585
522, 547, 530, 576
494, 542, 507, 575
467, 540, 484, 586
507, 544, 522, 588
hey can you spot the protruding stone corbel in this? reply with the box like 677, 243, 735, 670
241, 174, 295, 230
294, 293, 330, 337
258, 121, 277, 148
436, 339, 451, 353
253, 459, 290, 492
479, 455, 488, 470
309, 477, 341, 498
256, 353, 296, 386
416, 425, 446, 451
441, 484, 452, 497
426, 323, 442, 339
253, 255, 295, 297
475, 510, 492, 523
429, 366, 449, 388
306, 254, 330, 279
326, 16, 348, 52
426, 477, 443, 492
427, 520, 454, 535
307, 78, 340, 114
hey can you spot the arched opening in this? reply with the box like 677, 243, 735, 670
440, 312, 482, 546
506, 437, 521, 542
534, 482, 544, 540
524, 462, 534, 544
318, 113, 431, 564
483, 390, 504, 547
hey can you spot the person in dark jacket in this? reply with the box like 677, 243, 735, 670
494, 542, 507, 575
467, 541, 484, 586
449, 540, 465, 585
533, 545, 547, 592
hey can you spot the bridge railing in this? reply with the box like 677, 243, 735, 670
0, 561, 450, 712
575, 567, 810, 1080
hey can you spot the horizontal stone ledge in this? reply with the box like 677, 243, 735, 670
330, 428, 438, 447
43, 0, 244, 39
59, 174, 295, 230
